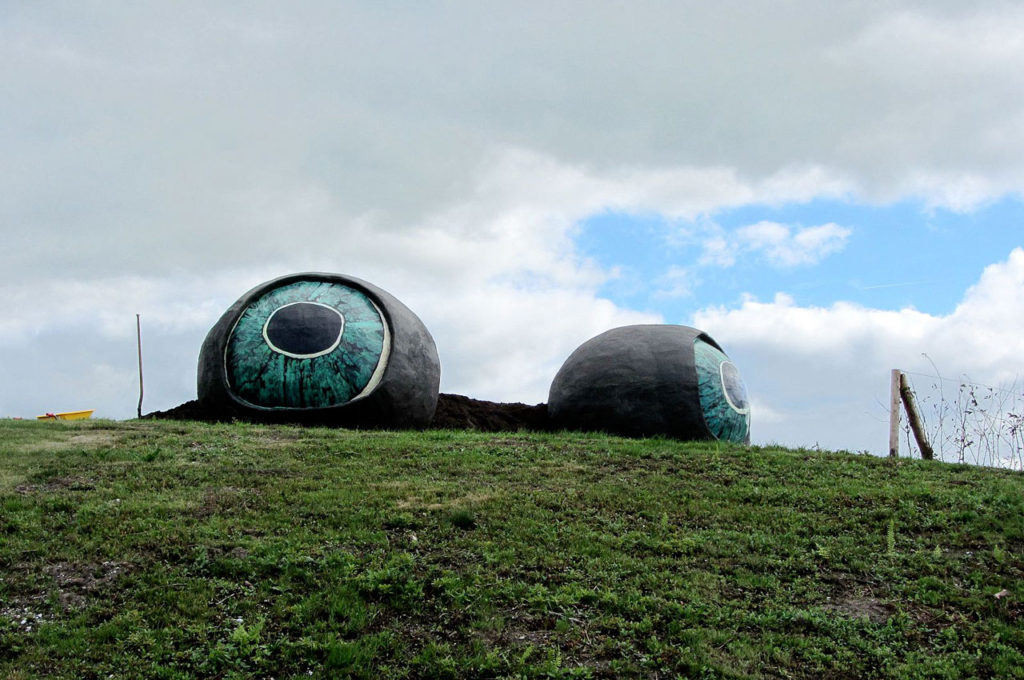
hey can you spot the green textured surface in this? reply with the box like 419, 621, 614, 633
6, 421, 1024, 679
226, 281, 387, 408
694, 338, 750, 443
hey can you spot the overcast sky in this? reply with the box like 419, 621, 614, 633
3, 1, 1023, 456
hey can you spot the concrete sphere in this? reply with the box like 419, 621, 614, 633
198, 273, 439, 428
548, 325, 750, 442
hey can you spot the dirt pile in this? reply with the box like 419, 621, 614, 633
145, 393, 550, 432
430, 394, 548, 432
145, 400, 214, 422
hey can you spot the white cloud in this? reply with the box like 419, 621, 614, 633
6, 2, 1024, 289
695, 222, 852, 268
739, 222, 852, 267
697, 233, 738, 268
424, 286, 658, 404
693, 248, 1024, 453
824, 5, 1024, 209
748, 398, 787, 426
653, 266, 699, 300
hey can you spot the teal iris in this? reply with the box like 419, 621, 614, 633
694, 338, 750, 443
226, 281, 389, 408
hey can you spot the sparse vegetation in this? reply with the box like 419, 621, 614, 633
1, 419, 1022, 678
902, 370, 1024, 469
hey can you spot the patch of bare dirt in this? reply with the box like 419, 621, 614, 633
822, 595, 893, 623
15, 475, 95, 494
816, 573, 895, 624
395, 490, 499, 511
193, 486, 258, 518
476, 610, 559, 644
1, 560, 130, 630
21, 431, 118, 453
43, 560, 129, 610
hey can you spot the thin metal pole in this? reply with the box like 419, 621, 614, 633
137, 314, 144, 419
888, 369, 901, 457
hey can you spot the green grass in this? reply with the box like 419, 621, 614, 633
1, 419, 1022, 679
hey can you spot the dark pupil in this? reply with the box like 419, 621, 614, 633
721, 362, 749, 410
265, 303, 342, 356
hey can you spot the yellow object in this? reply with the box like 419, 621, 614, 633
36, 410, 94, 421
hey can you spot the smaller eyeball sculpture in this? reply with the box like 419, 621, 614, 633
198, 273, 440, 428
548, 325, 750, 442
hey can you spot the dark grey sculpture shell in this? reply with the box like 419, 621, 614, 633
548, 324, 750, 442
198, 272, 440, 428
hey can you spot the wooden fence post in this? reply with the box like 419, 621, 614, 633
899, 372, 934, 460
889, 369, 901, 457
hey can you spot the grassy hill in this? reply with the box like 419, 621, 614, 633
1, 419, 1022, 679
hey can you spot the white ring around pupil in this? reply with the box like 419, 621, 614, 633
719, 361, 751, 415
262, 301, 345, 359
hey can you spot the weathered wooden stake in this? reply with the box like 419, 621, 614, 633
889, 369, 901, 457
137, 314, 144, 419
899, 372, 934, 460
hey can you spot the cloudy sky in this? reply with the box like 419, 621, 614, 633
3, 1, 1023, 455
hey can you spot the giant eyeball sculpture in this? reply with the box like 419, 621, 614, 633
547, 325, 750, 443
198, 273, 440, 428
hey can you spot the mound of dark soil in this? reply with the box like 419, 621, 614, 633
145, 393, 550, 432
146, 400, 218, 422
430, 394, 548, 432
